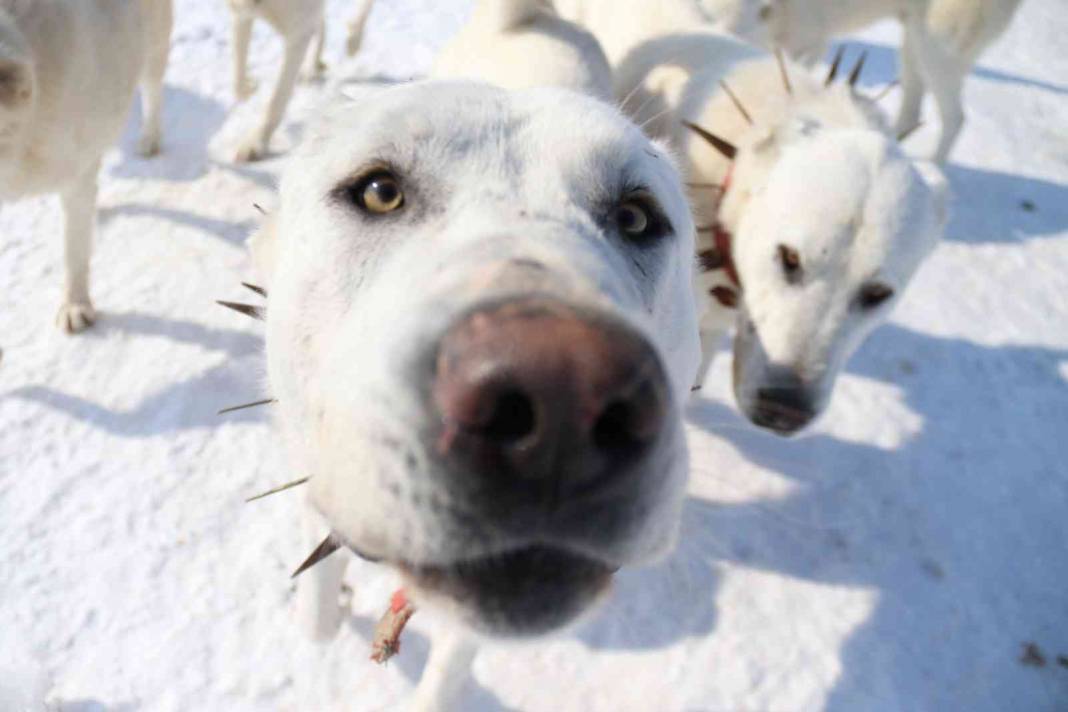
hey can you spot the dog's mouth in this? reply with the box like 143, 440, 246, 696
397, 545, 616, 636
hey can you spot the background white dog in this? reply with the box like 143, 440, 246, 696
0, 0, 171, 334
756, 0, 1026, 163
250, 80, 701, 710
606, 31, 948, 433
228, 0, 326, 162
430, 0, 613, 100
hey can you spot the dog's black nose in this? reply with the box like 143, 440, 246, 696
750, 382, 818, 435
432, 298, 668, 503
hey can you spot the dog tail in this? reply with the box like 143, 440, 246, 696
475, 0, 552, 32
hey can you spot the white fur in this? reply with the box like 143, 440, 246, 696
227, 0, 327, 162
252, 81, 700, 710
612, 31, 947, 432
0, 0, 171, 333
430, 0, 613, 100
758, 0, 1025, 163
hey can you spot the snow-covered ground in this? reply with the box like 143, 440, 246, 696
1, 1, 1066, 710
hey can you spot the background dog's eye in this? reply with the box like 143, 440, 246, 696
858, 283, 895, 309
778, 244, 801, 282
615, 201, 651, 237
355, 171, 404, 214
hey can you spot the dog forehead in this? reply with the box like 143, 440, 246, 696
759, 131, 922, 264
296, 82, 669, 197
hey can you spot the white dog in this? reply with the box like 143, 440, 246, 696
344, 0, 377, 57
228, 0, 327, 162
612, 32, 947, 433
756, 0, 1025, 163
244, 78, 701, 710
0, 0, 171, 333
430, 0, 613, 100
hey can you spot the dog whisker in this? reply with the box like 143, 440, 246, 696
825, 45, 846, 86
871, 80, 899, 102
218, 398, 276, 415
253, 202, 267, 215
216, 300, 265, 321
718, 80, 754, 126
897, 120, 924, 142
637, 106, 675, 132
241, 281, 268, 298
291, 534, 343, 578
245, 476, 310, 503
683, 122, 737, 161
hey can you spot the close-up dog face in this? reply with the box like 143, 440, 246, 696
730, 129, 946, 435
255, 81, 700, 636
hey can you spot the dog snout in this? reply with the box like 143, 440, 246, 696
749, 373, 818, 436
432, 298, 668, 503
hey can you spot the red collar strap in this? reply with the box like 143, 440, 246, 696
697, 164, 741, 306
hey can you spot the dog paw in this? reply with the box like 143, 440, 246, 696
55, 301, 96, 334
234, 77, 258, 103
137, 131, 161, 157
233, 135, 268, 163
301, 60, 328, 83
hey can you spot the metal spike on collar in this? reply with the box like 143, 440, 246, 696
719, 80, 754, 126
246, 476, 310, 503
218, 398, 276, 415
825, 45, 846, 86
848, 51, 868, 88
217, 300, 264, 321
292, 534, 343, 578
683, 122, 738, 161
242, 282, 267, 298
775, 49, 793, 95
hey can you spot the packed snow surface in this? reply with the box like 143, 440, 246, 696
1, 1, 1066, 710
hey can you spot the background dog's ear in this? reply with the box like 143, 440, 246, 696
249, 211, 279, 291
914, 160, 950, 230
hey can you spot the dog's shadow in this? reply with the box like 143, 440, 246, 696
2, 312, 267, 437
111, 85, 229, 183
679, 323, 1068, 709
99, 202, 257, 248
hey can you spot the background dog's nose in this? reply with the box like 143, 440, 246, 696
433, 299, 668, 502
751, 373, 818, 435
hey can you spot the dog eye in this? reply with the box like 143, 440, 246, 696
858, 283, 895, 309
615, 201, 651, 237
778, 244, 801, 282
354, 170, 404, 214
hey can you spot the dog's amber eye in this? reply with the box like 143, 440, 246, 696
858, 282, 894, 309
356, 171, 404, 214
616, 201, 651, 237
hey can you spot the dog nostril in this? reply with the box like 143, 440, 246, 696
481, 389, 536, 443
592, 383, 662, 458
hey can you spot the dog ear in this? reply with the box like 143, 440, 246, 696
914, 160, 950, 230
0, 58, 33, 108
249, 210, 279, 291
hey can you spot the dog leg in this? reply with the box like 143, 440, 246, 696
692, 324, 725, 393
346, 0, 376, 56
234, 28, 314, 162
294, 509, 349, 641
301, 20, 327, 81
136, 0, 173, 157
410, 627, 477, 712
894, 23, 925, 140
55, 166, 100, 333
925, 59, 966, 164
231, 13, 258, 102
